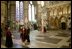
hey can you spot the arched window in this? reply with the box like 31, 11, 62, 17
28, 3, 31, 21
19, 1, 23, 24
32, 5, 35, 21
28, 1, 36, 22
16, 1, 23, 25
16, 1, 19, 22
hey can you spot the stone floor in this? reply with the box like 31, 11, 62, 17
1, 30, 71, 48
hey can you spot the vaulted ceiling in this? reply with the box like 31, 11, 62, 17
32, 1, 37, 6
32, 1, 71, 7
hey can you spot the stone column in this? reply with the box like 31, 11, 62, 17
35, 4, 38, 20
36, 4, 39, 25
1, 1, 7, 36
7, 1, 11, 26
47, 8, 50, 29
41, 6, 47, 33
10, 1, 16, 31
23, 1, 29, 26
37, 4, 42, 30
6, 1, 11, 33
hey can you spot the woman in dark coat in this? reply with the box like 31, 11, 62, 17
22, 26, 30, 43
23, 28, 27, 42
26, 27, 30, 43
5, 27, 13, 48
44, 27, 46, 33
20, 27, 26, 42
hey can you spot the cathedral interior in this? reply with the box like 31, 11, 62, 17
1, 1, 71, 48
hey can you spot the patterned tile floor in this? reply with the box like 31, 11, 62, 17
1, 30, 71, 48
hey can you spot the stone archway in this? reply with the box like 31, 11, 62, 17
59, 16, 67, 29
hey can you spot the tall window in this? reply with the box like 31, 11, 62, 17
16, 1, 19, 22
28, 4, 31, 21
16, 1, 23, 25
19, 1, 23, 24
32, 5, 35, 21
28, 1, 36, 22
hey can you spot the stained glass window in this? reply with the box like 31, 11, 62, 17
16, 1, 23, 24
16, 1, 19, 22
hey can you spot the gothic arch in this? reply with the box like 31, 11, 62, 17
59, 15, 67, 29
59, 15, 67, 23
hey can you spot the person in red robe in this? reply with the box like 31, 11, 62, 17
20, 26, 26, 42
5, 27, 13, 48
20, 26, 30, 45
24, 26, 30, 43
44, 27, 46, 33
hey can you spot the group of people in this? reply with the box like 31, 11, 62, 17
19, 26, 30, 45
1, 25, 30, 48
1, 23, 47, 48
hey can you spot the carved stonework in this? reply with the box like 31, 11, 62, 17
54, 17, 59, 29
